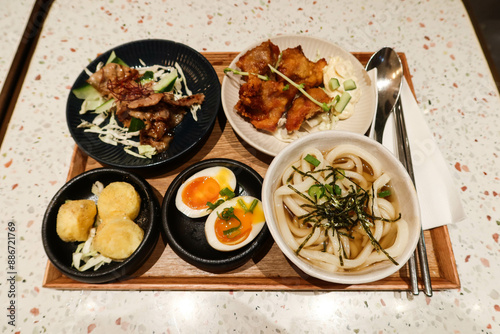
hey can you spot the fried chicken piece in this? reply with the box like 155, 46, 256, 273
277, 46, 327, 89
236, 40, 281, 80
235, 75, 297, 132
285, 88, 331, 132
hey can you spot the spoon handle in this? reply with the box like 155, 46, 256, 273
394, 97, 433, 297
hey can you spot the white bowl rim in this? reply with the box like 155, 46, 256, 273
262, 130, 421, 284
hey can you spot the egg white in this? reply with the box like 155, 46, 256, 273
205, 196, 265, 251
175, 166, 237, 218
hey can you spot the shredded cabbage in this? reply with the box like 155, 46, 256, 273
72, 228, 112, 272
78, 113, 151, 150
77, 61, 198, 157
91, 181, 104, 196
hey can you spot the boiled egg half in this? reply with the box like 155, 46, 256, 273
205, 196, 265, 251
175, 166, 237, 218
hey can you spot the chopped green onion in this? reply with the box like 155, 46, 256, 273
238, 198, 258, 213
308, 185, 324, 200
223, 222, 242, 237
220, 187, 235, 199
248, 199, 258, 213
237, 198, 249, 212
324, 184, 333, 195
334, 184, 342, 196
378, 190, 392, 198
206, 188, 236, 211
217, 207, 241, 223
304, 154, 321, 167
207, 199, 224, 211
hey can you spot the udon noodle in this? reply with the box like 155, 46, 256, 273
273, 144, 409, 272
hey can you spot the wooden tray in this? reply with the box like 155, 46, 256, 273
43, 52, 460, 291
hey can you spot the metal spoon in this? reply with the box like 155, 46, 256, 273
365, 48, 421, 295
365, 47, 403, 142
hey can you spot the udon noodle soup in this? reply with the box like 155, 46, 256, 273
273, 144, 409, 272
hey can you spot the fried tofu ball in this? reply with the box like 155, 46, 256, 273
92, 217, 144, 260
97, 182, 141, 221
56, 200, 97, 242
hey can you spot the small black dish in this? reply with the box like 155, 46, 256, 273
161, 159, 272, 273
66, 39, 221, 171
42, 168, 160, 284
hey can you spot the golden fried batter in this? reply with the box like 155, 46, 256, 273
236, 40, 280, 80
277, 46, 327, 89
56, 200, 97, 242
233, 43, 330, 133
97, 182, 141, 222
235, 75, 297, 132
93, 217, 144, 260
285, 88, 331, 132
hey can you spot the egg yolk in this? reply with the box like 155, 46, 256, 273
214, 168, 234, 190
182, 176, 220, 210
214, 207, 252, 245
214, 201, 264, 245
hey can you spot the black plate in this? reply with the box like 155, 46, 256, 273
66, 39, 221, 170
161, 159, 272, 273
42, 168, 161, 283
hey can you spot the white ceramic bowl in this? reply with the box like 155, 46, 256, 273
221, 35, 376, 156
262, 131, 421, 284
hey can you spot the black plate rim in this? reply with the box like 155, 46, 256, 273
161, 158, 271, 273
41, 167, 160, 283
66, 38, 221, 170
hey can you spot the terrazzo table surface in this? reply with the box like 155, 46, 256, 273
0, 0, 37, 92
1, 0, 499, 333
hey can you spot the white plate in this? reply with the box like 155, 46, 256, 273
221, 35, 376, 157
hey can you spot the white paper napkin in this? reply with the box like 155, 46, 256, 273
377, 78, 467, 230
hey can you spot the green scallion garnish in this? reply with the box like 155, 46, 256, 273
220, 187, 235, 199
378, 190, 391, 198
304, 154, 321, 167
308, 184, 324, 201
223, 222, 242, 237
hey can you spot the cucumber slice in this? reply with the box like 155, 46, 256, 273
152, 70, 178, 92
334, 92, 351, 113
139, 71, 154, 85
343, 79, 357, 91
328, 78, 340, 91
95, 98, 115, 114
105, 51, 128, 67
72, 84, 100, 100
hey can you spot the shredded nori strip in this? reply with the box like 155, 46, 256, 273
288, 165, 401, 266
